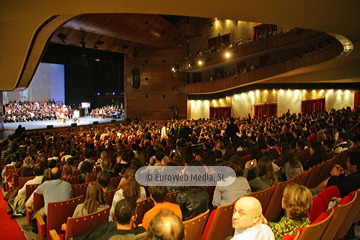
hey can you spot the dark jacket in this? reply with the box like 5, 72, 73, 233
327, 171, 360, 197
176, 187, 209, 221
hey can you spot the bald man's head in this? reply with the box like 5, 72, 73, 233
148, 210, 185, 240
232, 196, 262, 230
50, 167, 61, 180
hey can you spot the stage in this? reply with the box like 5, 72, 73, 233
3, 116, 126, 131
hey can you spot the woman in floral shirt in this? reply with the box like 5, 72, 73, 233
268, 183, 312, 240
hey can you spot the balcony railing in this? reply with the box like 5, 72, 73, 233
179, 29, 322, 72
186, 42, 343, 94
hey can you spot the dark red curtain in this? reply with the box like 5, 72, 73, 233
301, 98, 325, 116
210, 107, 231, 119
254, 104, 277, 121
355, 92, 360, 109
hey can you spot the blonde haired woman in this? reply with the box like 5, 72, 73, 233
268, 183, 312, 240
17, 156, 35, 177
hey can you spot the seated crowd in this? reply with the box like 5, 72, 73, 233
1, 106, 360, 239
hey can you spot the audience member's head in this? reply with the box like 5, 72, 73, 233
50, 167, 61, 180
282, 183, 312, 220
81, 160, 92, 174
232, 197, 263, 229
96, 170, 111, 190
148, 186, 168, 203
148, 210, 185, 240
33, 164, 44, 176
83, 182, 106, 214
101, 157, 112, 171
347, 151, 360, 172
48, 159, 57, 169
114, 198, 137, 226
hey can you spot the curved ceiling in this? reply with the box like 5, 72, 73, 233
1, 0, 360, 91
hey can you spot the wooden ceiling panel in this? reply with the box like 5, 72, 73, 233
62, 13, 183, 48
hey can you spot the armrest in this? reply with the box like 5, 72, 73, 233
35, 213, 46, 240
49, 229, 61, 240
26, 207, 33, 224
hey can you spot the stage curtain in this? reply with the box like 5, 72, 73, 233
301, 98, 325, 116
354, 92, 360, 109
210, 107, 231, 119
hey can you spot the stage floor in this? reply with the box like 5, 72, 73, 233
3, 116, 125, 131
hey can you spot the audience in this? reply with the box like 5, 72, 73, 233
1, 106, 359, 239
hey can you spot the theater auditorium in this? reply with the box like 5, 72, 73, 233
0, 1, 360, 240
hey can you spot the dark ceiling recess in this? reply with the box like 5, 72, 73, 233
159, 15, 185, 26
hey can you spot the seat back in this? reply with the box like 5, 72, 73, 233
25, 183, 40, 201
104, 188, 118, 206
136, 197, 153, 226
316, 158, 336, 186
71, 183, 88, 198
296, 208, 333, 240
249, 185, 275, 214
4, 165, 15, 178
34, 192, 45, 213
320, 193, 356, 240
62, 175, 81, 185
337, 150, 349, 168
108, 176, 121, 190
85, 172, 97, 183
19, 176, 35, 189
294, 170, 311, 186
305, 163, 324, 188
264, 178, 295, 222
65, 206, 110, 240
317, 186, 341, 208
165, 190, 180, 203
296, 148, 310, 166
309, 196, 326, 223
13, 173, 19, 188
183, 209, 210, 240
334, 191, 360, 239
72, 169, 81, 176
203, 186, 215, 208
46, 195, 85, 240
201, 202, 235, 240
353, 189, 360, 224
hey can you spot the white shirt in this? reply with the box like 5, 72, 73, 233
109, 186, 147, 221
231, 224, 275, 240
18, 175, 43, 196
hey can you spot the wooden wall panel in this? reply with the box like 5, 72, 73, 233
125, 44, 188, 120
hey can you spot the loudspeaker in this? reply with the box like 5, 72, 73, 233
93, 121, 99, 125
131, 68, 140, 89
47, 125, 53, 129
71, 123, 77, 127
111, 120, 116, 123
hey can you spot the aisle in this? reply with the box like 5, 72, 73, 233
0, 190, 26, 240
